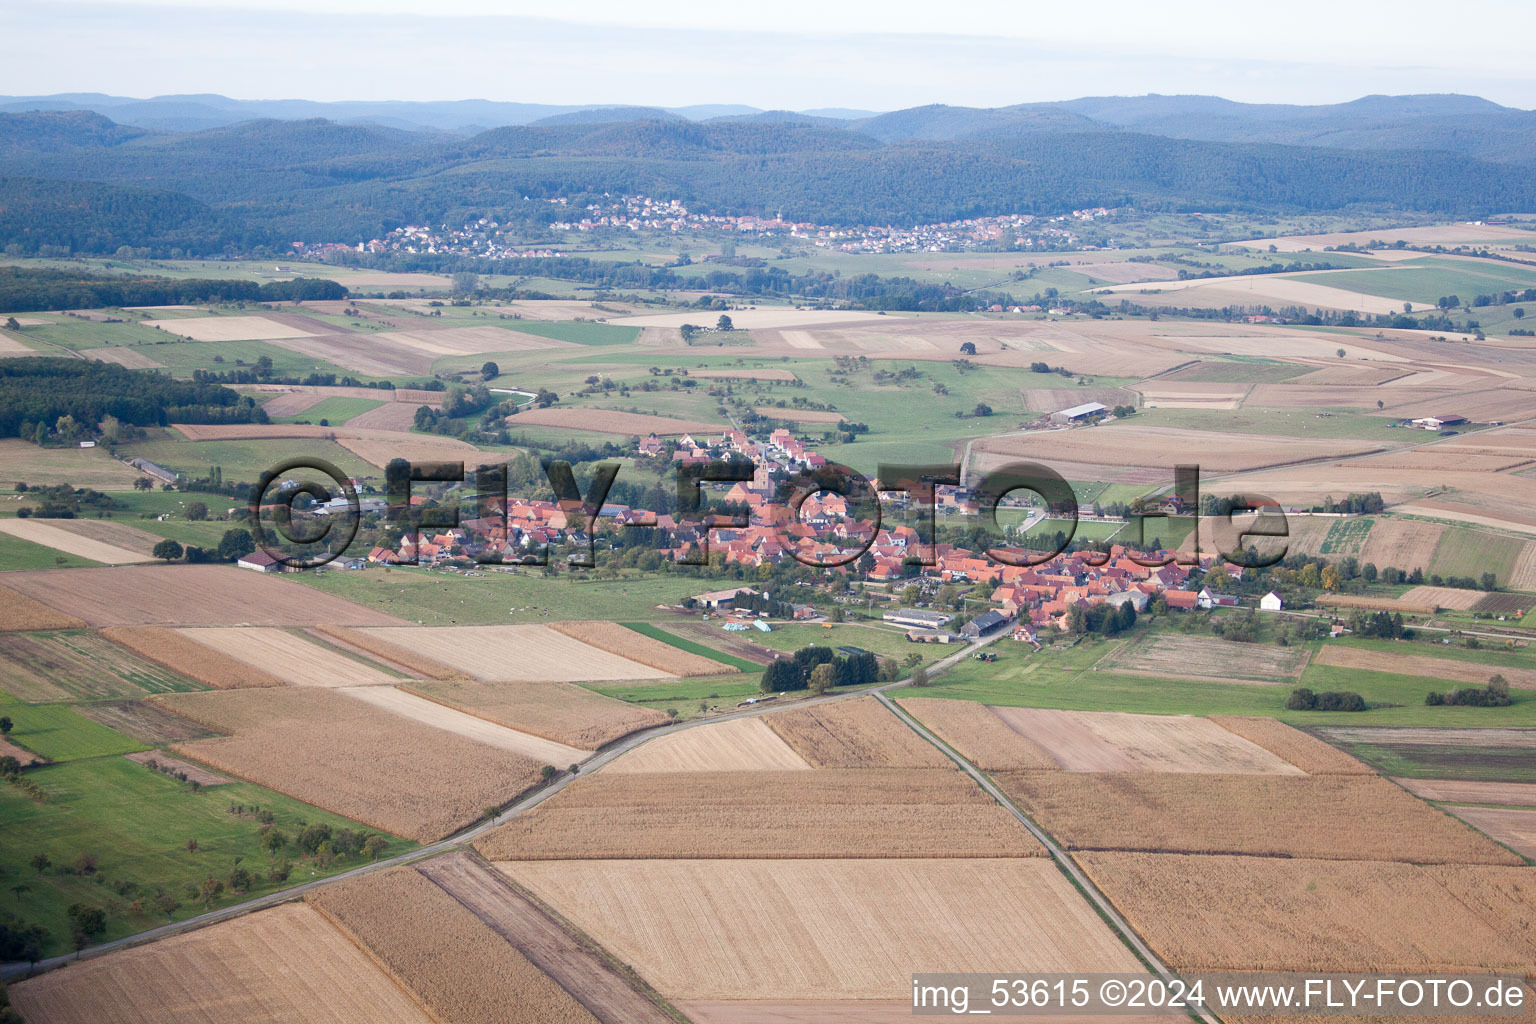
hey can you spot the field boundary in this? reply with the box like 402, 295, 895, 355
618, 621, 759, 673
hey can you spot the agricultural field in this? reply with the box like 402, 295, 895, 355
0, 438, 147, 490
1094, 633, 1310, 684
101, 626, 285, 689
0, 630, 200, 701
308, 867, 602, 1024
1078, 853, 1536, 973
173, 627, 402, 687
0, 757, 413, 957
313, 624, 466, 678
9, 903, 432, 1023
0, 531, 101, 571
508, 406, 727, 436
1320, 726, 1536, 783
354, 624, 673, 681
997, 771, 1519, 863
0, 565, 407, 627
986, 707, 1304, 774
0, 519, 148, 564
479, 768, 1041, 860
607, 716, 810, 772
617, 621, 761, 672
339, 684, 592, 763
1442, 806, 1536, 859
404, 679, 668, 749
1395, 778, 1536, 805
153, 687, 546, 841
548, 620, 736, 675
1208, 716, 1373, 774
500, 858, 1143, 1001
1313, 645, 1536, 688
72, 698, 217, 747
0, 703, 148, 762
895, 698, 1058, 769
765, 696, 953, 768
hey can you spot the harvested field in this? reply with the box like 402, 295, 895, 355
123, 750, 228, 785
101, 626, 283, 689
271, 327, 575, 376
1398, 585, 1486, 610
691, 368, 797, 381
176, 627, 400, 687
896, 697, 1057, 769
1358, 518, 1446, 572
309, 867, 600, 1024
676, 1001, 934, 1023
340, 401, 418, 430
80, 347, 164, 369
356, 624, 671, 681
0, 584, 84, 630
30, 519, 161, 557
418, 852, 675, 1024
478, 768, 1041, 860
973, 425, 1384, 473
404, 680, 668, 749
74, 699, 217, 746
0, 630, 197, 701
0, 564, 405, 626
1315, 593, 1437, 614
1397, 778, 1536, 806
766, 696, 951, 768
1209, 717, 1372, 775
1022, 387, 1135, 414
752, 406, 846, 422
508, 406, 726, 436
143, 315, 320, 341
610, 309, 891, 330
156, 687, 544, 841
548, 620, 732, 675
0, 736, 44, 766
339, 684, 592, 762
1097, 634, 1309, 684
1323, 726, 1536, 747
501, 858, 1142, 1000
989, 707, 1303, 774
1315, 645, 1536, 688
1444, 806, 1536, 858
313, 623, 465, 678
0, 517, 145, 563
996, 772, 1519, 864
609, 716, 810, 773
1078, 852, 1536, 973
337, 435, 482, 469
259, 391, 327, 416
8, 902, 433, 1024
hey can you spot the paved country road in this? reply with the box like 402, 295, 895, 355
3, 628, 1002, 980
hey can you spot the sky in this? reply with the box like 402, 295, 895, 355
3, 0, 1534, 109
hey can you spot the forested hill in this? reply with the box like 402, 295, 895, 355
3, 106, 1536, 254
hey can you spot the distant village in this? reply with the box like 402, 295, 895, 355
346, 195, 1115, 258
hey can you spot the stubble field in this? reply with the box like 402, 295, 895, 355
0, 584, 86, 630
100, 626, 284, 689
988, 707, 1304, 774
0, 519, 149, 564
404, 679, 669, 749
1314, 646, 1536, 688
548, 620, 734, 675
895, 698, 1058, 769
764, 696, 952, 768
1096, 634, 1310, 684
1209, 716, 1373, 774
607, 716, 810, 772
339, 684, 592, 763
356, 624, 673, 681
174, 627, 400, 687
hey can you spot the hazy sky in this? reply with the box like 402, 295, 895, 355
4, 0, 1534, 109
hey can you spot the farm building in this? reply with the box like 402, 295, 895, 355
236, 550, 281, 573
1410, 414, 1467, 430
1260, 591, 1284, 611
1106, 590, 1150, 612
692, 586, 759, 610
1163, 590, 1199, 610
1049, 402, 1107, 424
905, 629, 956, 644
883, 608, 954, 628
1196, 588, 1238, 610
960, 609, 1011, 638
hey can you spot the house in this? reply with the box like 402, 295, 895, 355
236, 550, 280, 573
882, 608, 954, 628
1049, 402, 1107, 425
1260, 591, 1284, 611
959, 609, 1010, 638
1410, 414, 1467, 430
1196, 588, 1239, 610
1011, 623, 1038, 643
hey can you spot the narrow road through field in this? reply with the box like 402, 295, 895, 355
876, 692, 1225, 1024
3, 628, 1003, 980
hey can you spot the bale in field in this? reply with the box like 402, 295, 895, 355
315, 624, 467, 679
309, 867, 600, 1024
404, 680, 669, 749
996, 772, 1522, 865
765, 696, 951, 768
1078, 852, 1536, 974
1209, 716, 1372, 775
548, 621, 733, 676
896, 698, 1058, 769
153, 688, 544, 842
478, 769, 1044, 860
101, 626, 284, 689
0, 585, 85, 631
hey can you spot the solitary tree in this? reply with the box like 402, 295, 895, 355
185, 501, 208, 521
959, 341, 977, 355
480, 360, 499, 380
152, 539, 184, 562
716, 314, 734, 331
909, 664, 930, 687
0, 716, 10, 735
4, 317, 19, 331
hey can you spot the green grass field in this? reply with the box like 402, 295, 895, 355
292, 566, 703, 625
503, 321, 641, 346
748, 621, 935, 663
1293, 259, 1536, 306
618, 622, 758, 673
0, 757, 414, 956
117, 436, 377, 482
0, 701, 150, 761
1319, 517, 1374, 556
1429, 527, 1524, 586
0, 532, 101, 571
269, 396, 385, 425
583, 673, 763, 719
